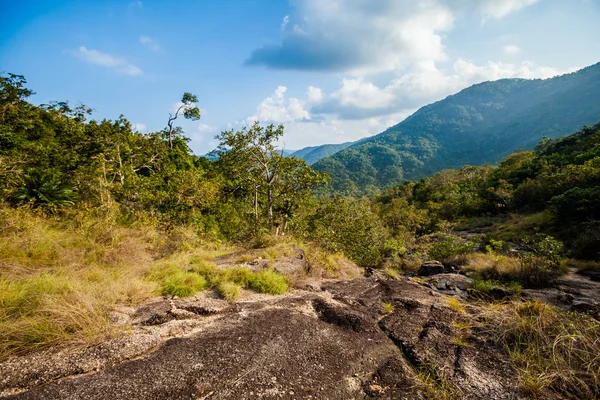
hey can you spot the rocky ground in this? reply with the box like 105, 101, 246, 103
1, 252, 598, 400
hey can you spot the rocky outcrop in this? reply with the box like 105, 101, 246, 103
417, 261, 445, 276
1, 278, 520, 400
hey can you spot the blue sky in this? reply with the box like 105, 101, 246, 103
1, 0, 600, 154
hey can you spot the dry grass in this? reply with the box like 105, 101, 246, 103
0, 205, 229, 360
446, 297, 466, 314
300, 243, 361, 279
478, 301, 600, 398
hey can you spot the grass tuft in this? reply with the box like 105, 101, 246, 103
382, 301, 395, 314
217, 281, 242, 301
446, 297, 466, 314
248, 269, 288, 295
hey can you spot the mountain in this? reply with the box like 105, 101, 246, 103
291, 141, 356, 165
313, 62, 600, 194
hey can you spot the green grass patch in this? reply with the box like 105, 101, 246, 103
248, 269, 288, 295
217, 281, 242, 301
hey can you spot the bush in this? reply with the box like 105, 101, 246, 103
518, 234, 565, 287
428, 235, 476, 262
248, 269, 288, 295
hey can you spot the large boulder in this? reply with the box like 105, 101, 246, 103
417, 260, 445, 276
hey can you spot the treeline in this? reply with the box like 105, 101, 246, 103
0, 73, 326, 240
373, 122, 600, 260
1, 72, 599, 270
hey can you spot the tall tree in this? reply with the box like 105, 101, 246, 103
167, 92, 200, 148
213, 122, 328, 232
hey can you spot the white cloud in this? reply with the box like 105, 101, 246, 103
197, 123, 217, 134
281, 15, 289, 31
310, 59, 577, 120
331, 78, 396, 109
139, 35, 160, 51
74, 46, 143, 76
476, 0, 541, 20
306, 86, 323, 104
246, 0, 542, 73
247, 86, 310, 124
503, 44, 521, 55
133, 123, 147, 132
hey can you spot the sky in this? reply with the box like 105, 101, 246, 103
1, 0, 600, 154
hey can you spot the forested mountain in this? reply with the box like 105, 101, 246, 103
314, 62, 600, 194
291, 141, 356, 164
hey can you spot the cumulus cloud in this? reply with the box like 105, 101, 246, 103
139, 35, 160, 51
197, 123, 217, 134
246, 0, 453, 73
245, 0, 542, 73
310, 60, 577, 120
306, 86, 323, 104
247, 86, 310, 124
73, 46, 143, 76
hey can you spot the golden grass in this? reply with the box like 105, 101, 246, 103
446, 297, 466, 314
382, 301, 395, 314
0, 205, 229, 360
478, 301, 600, 398
300, 243, 360, 279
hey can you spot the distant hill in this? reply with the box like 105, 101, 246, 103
291, 141, 356, 165
313, 62, 600, 194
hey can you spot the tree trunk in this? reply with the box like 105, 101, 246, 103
267, 185, 274, 232
254, 185, 259, 231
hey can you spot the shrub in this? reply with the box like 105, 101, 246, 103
518, 234, 565, 287
248, 269, 288, 295
428, 235, 475, 262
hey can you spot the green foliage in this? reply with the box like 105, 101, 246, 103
428, 235, 476, 262
147, 264, 208, 297
213, 122, 328, 233
471, 277, 522, 295
15, 168, 76, 210
248, 269, 288, 295
301, 196, 388, 267
217, 281, 241, 301
314, 63, 600, 194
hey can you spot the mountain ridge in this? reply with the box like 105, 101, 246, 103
313, 62, 600, 194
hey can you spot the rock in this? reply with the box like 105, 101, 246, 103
436, 277, 449, 290
417, 261, 445, 276
571, 299, 599, 313
107, 312, 130, 325
432, 273, 473, 291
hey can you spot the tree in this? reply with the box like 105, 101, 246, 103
166, 92, 200, 148
213, 122, 328, 233
0, 73, 34, 121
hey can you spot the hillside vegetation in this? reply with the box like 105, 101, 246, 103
291, 140, 356, 165
314, 62, 600, 194
1, 72, 599, 399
